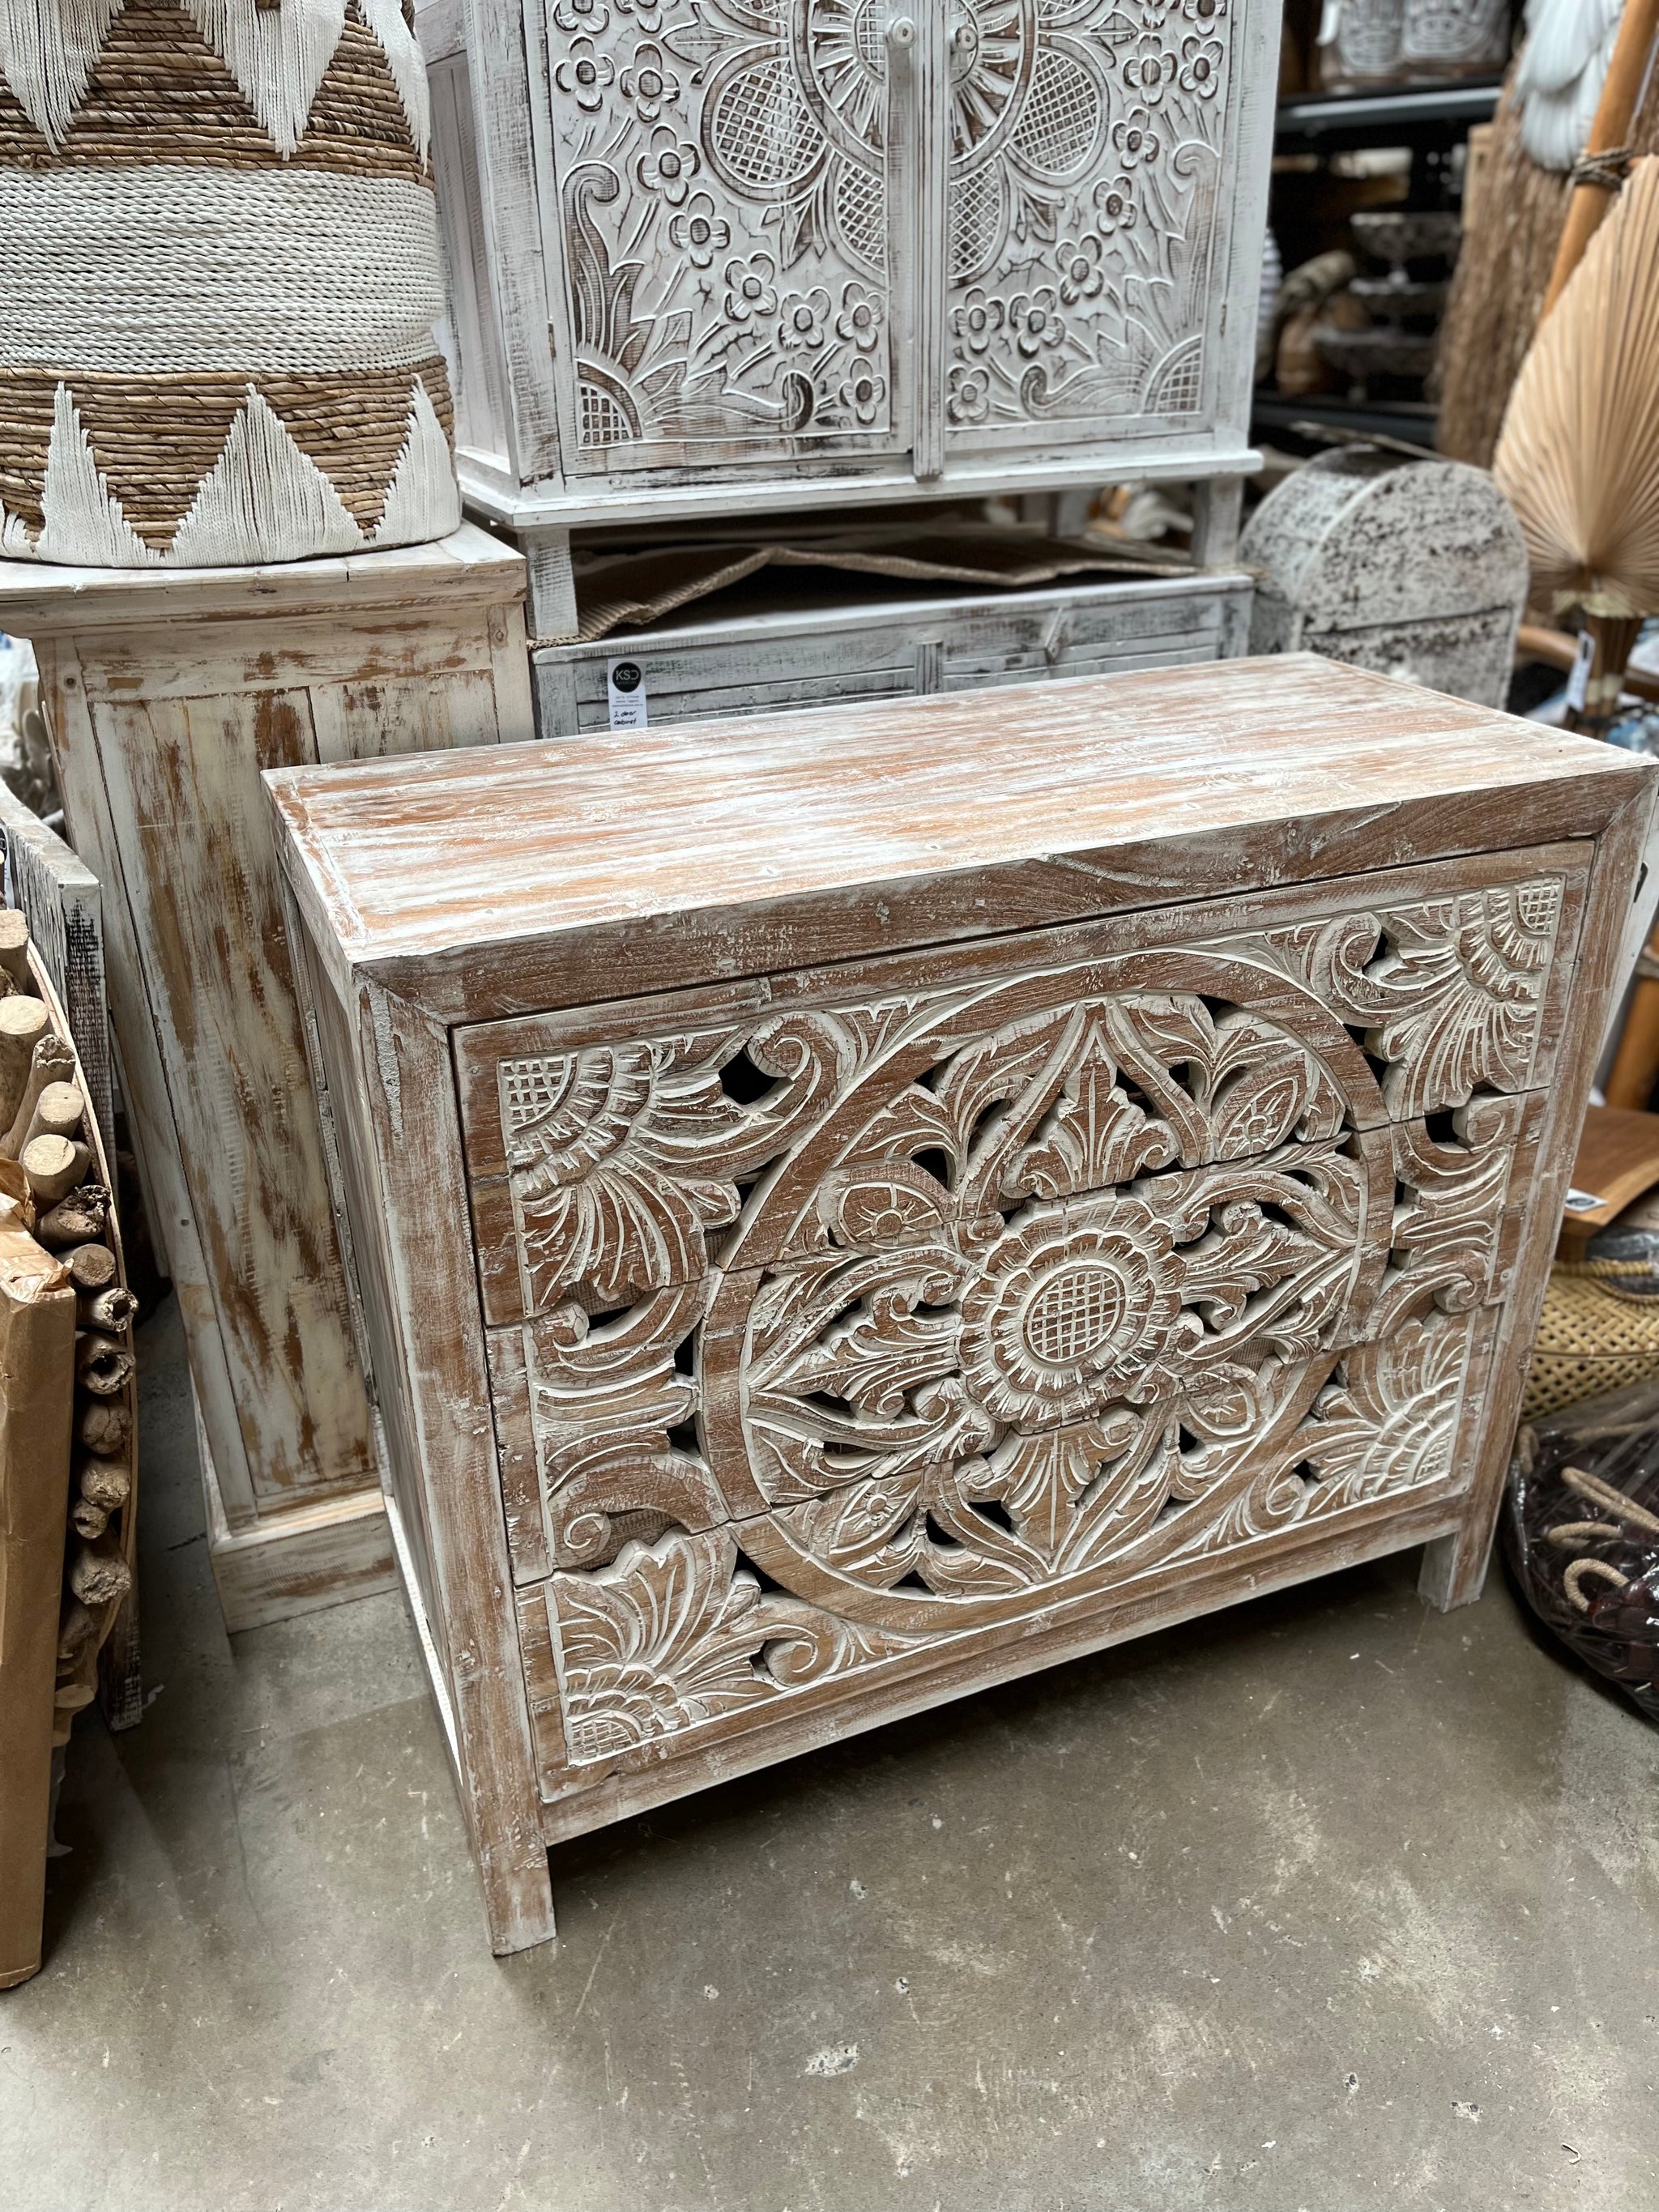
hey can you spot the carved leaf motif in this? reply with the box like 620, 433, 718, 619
1213, 880, 1564, 1119
1374, 1095, 1527, 1332
943, 0, 1235, 422
1294, 1317, 1469, 1505
1012, 1010, 1182, 1197
503, 1010, 874, 1306
552, 1528, 916, 1761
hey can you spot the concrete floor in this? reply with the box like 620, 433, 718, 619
5, 1297, 1658, 2212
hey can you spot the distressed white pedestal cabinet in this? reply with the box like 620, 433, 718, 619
420, 0, 1277, 620
267, 657, 1654, 1954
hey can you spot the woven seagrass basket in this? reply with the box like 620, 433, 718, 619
1521, 1258, 1659, 1422
0, 0, 460, 566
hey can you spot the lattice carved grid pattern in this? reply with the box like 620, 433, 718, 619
485, 875, 1564, 1768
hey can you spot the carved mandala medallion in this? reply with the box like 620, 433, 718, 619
487, 874, 1571, 1762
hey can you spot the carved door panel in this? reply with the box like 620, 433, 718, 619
940, 0, 1246, 451
532, 0, 915, 475
457, 851, 1584, 1787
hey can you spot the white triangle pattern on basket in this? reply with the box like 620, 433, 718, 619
369, 379, 461, 546
19, 377, 456, 566
179, 0, 346, 161
34, 383, 161, 565
168, 386, 365, 564
351, 0, 429, 165
0, 0, 127, 149
0, 501, 36, 558
0, 0, 428, 162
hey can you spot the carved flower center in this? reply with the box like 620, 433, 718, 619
1022, 1261, 1124, 1366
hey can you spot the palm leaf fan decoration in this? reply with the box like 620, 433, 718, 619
1494, 155, 1659, 734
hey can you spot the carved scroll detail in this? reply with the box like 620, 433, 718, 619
1206, 879, 1564, 1118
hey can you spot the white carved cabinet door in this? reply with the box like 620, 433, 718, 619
529, 0, 916, 476
942, 0, 1260, 456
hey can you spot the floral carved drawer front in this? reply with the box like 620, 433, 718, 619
470, 871, 1569, 1775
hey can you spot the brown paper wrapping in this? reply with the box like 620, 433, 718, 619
0, 1217, 76, 1989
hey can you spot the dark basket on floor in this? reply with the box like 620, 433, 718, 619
1503, 1376, 1659, 1722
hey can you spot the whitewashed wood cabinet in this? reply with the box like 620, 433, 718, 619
534, 569, 1250, 731
420, 0, 1278, 537
0, 528, 535, 1632
269, 655, 1654, 1954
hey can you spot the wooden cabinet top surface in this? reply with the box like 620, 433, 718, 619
0, 523, 525, 634
267, 655, 1650, 1023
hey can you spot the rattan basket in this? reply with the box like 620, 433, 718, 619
0, 0, 460, 567
1521, 1257, 1659, 1421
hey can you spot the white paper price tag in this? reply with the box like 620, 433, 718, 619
1566, 630, 1594, 714
607, 657, 649, 730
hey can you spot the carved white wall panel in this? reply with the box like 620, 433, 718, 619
535, 0, 909, 473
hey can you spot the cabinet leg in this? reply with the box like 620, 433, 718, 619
1192, 477, 1245, 570
480, 1843, 557, 1958
1418, 1515, 1496, 1613
523, 528, 579, 645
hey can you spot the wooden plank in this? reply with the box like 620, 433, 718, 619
534, 1494, 1465, 1845
1556, 1104, 1659, 1254
200, 1448, 397, 1635
350, 982, 552, 1952
309, 671, 505, 764
0, 525, 526, 637
92, 688, 378, 1513
452, 841, 1593, 1188
459, 0, 565, 483
38, 640, 260, 1528
530, 574, 1248, 735
458, 441, 1269, 537
266, 658, 1648, 1027
284, 903, 448, 1686
0, 781, 113, 1159
1421, 784, 1659, 1608
80, 618, 503, 705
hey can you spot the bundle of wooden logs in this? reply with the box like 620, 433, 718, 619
0, 901, 135, 1984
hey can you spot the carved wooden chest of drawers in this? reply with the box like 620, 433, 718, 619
267, 655, 1655, 1954
417, 0, 1278, 534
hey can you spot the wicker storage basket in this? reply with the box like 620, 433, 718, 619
1521, 1258, 1659, 1422
0, 0, 460, 566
